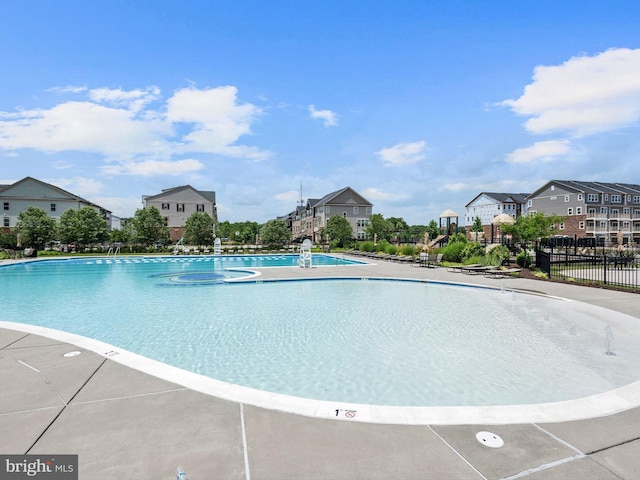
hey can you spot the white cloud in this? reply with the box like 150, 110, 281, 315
361, 187, 408, 201
0, 101, 171, 157
501, 48, 640, 136
100, 159, 204, 176
167, 86, 268, 159
274, 190, 300, 203
0, 84, 269, 165
442, 182, 468, 192
48, 85, 87, 94
376, 141, 426, 166
45, 177, 105, 197
505, 140, 572, 164
89, 86, 161, 112
308, 104, 338, 127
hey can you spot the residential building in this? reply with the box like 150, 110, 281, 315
464, 192, 529, 241
1, 176, 113, 233
142, 185, 217, 242
286, 187, 373, 243
526, 180, 640, 245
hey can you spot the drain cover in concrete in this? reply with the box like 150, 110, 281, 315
476, 431, 504, 448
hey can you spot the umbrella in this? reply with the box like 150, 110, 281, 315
492, 213, 515, 225
617, 230, 624, 252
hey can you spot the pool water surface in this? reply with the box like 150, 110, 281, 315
2, 256, 640, 407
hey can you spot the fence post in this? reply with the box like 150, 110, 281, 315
603, 254, 607, 285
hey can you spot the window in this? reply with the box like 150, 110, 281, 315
550, 196, 557, 201
576, 207, 582, 215
579, 221, 585, 229
342, 212, 347, 218
177, 204, 185, 212
611, 194, 622, 203
600, 207, 608, 214
527, 200, 532, 207
623, 208, 630, 215
3, 202, 8, 211
588, 208, 596, 216
366, 207, 371, 214
326, 206, 330, 214
587, 193, 599, 203
564, 195, 570, 202
627, 195, 632, 202
567, 208, 573, 215
50, 203, 56, 212
161, 203, 170, 210
3, 217, 9, 227
353, 206, 358, 215
604, 194, 609, 202
577, 194, 583, 201
559, 223, 565, 230
634, 196, 640, 204
197, 204, 205, 212
163, 217, 168, 226
611, 209, 620, 217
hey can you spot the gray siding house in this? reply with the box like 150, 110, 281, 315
1, 176, 113, 232
142, 185, 217, 242
287, 187, 373, 243
527, 180, 640, 245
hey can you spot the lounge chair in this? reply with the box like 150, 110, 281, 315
483, 268, 522, 278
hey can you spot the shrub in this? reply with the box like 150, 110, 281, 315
376, 240, 390, 253
515, 250, 532, 268
359, 241, 375, 252
440, 241, 466, 262
485, 245, 510, 266
385, 244, 398, 255
461, 242, 484, 261
400, 245, 416, 256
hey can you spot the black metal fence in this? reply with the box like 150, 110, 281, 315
535, 247, 639, 291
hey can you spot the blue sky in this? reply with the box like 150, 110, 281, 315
1, 1, 639, 225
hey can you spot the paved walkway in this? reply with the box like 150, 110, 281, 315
2, 256, 640, 479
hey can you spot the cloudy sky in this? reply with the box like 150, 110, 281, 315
1, 1, 639, 225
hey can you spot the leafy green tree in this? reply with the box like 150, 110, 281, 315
260, 219, 291, 248
387, 217, 410, 242
426, 219, 440, 240
0, 229, 18, 248
130, 207, 169, 246
365, 213, 391, 242
235, 221, 260, 244
58, 207, 109, 248
216, 220, 233, 239
324, 215, 354, 248
183, 212, 215, 245
471, 216, 483, 242
500, 212, 564, 246
15, 206, 56, 249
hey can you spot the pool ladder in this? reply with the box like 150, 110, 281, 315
106, 244, 120, 257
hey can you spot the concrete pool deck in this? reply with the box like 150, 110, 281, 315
2, 256, 640, 479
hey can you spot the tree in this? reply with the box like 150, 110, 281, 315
387, 217, 410, 242
426, 220, 440, 242
365, 213, 391, 242
15, 206, 57, 249
324, 215, 354, 248
58, 207, 109, 248
130, 207, 169, 246
471, 216, 483, 242
500, 212, 565, 246
260, 219, 291, 248
183, 212, 215, 246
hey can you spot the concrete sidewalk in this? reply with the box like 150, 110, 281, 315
2, 257, 640, 479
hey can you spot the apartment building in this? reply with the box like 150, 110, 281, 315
464, 192, 529, 241
142, 185, 217, 242
527, 180, 640, 245
1, 176, 113, 232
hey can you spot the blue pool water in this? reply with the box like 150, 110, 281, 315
2, 256, 639, 407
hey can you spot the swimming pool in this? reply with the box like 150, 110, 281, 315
2, 255, 640, 412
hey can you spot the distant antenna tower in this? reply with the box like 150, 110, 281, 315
299, 181, 304, 207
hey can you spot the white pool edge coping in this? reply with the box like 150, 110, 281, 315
3, 318, 640, 426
